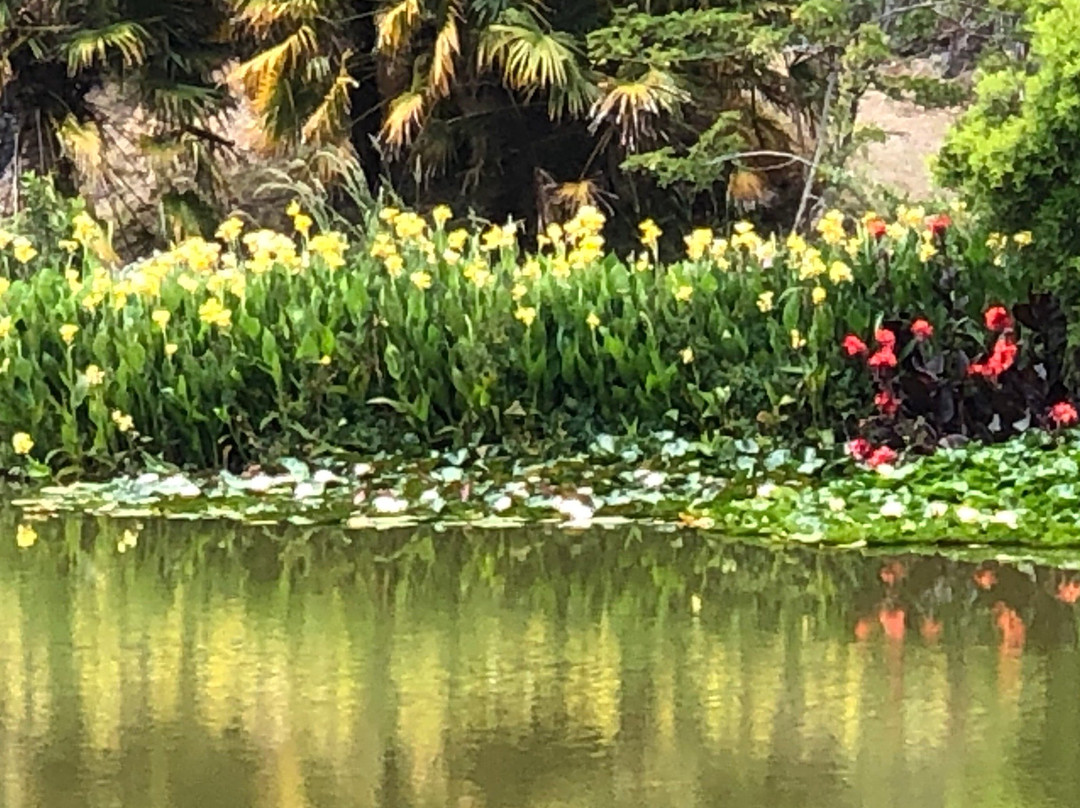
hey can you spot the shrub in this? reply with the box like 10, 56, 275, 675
0, 196, 1039, 474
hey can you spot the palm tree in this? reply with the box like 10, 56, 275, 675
1, 0, 233, 243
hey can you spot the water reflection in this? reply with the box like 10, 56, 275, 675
1, 518, 1080, 807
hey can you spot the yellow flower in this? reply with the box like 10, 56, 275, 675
816, 210, 846, 245
393, 212, 426, 241
918, 239, 938, 262
177, 274, 200, 293
12, 432, 33, 455
0, 358, 9, 374
292, 213, 313, 237
733, 220, 755, 235
152, 309, 171, 330
59, 239, 79, 254
811, 286, 827, 305
518, 258, 542, 282
431, 205, 453, 228
308, 232, 348, 270
828, 260, 853, 284
463, 260, 492, 288
319, 354, 332, 365
844, 237, 861, 258
675, 284, 694, 302
446, 229, 469, 251
861, 211, 880, 226
757, 291, 774, 313
481, 223, 517, 251
684, 228, 712, 260
986, 232, 1007, 251
442, 248, 461, 265
378, 206, 400, 224
0, 278, 8, 298
16, 524, 37, 549
1014, 231, 1033, 247
384, 253, 404, 277
545, 222, 563, 244
59, 323, 79, 345
515, 306, 537, 327
0, 316, 11, 338
638, 218, 662, 250
165, 343, 178, 356
586, 311, 601, 329
12, 237, 37, 264
215, 217, 244, 242
84, 364, 105, 386
0, 230, 13, 249
111, 410, 134, 433
72, 212, 99, 246
886, 222, 907, 240
410, 270, 432, 290
790, 329, 806, 349
511, 283, 528, 300
286, 200, 302, 218
897, 204, 926, 229
785, 233, 807, 255
198, 297, 232, 328
680, 346, 694, 364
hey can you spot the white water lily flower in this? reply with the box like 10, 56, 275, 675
827, 497, 846, 512
373, 494, 408, 514
640, 471, 666, 489
926, 501, 949, 519
955, 505, 981, 524
993, 510, 1019, 529
880, 500, 905, 519
553, 496, 594, 525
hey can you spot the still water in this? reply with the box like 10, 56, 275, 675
2, 518, 1080, 808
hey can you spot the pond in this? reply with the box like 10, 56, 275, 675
2, 518, 1080, 808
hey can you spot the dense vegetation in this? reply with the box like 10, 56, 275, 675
0, 0, 1019, 247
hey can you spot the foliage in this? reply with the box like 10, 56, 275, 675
0, 189, 1045, 474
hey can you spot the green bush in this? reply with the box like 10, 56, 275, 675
0, 197, 1039, 474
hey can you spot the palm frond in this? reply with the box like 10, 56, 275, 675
376, 0, 422, 56
65, 23, 150, 75
428, 10, 460, 99
231, 0, 320, 33
476, 15, 594, 117
57, 115, 105, 179
589, 68, 687, 150
380, 90, 426, 152
229, 24, 317, 113
302, 51, 358, 144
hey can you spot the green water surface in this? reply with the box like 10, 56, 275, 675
2, 519, 1079, 808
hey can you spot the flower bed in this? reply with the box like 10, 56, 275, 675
0, 198, 1048, 473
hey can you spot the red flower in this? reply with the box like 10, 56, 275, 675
910, 318, 934, 341
846, 438, 873, 461
867, 348, 897, 369
969, 338, 1017, 379
1049, 401, 1079, 427
875, 328, 897, 350
926, 213, 951, 236
867, 445, 898, 468
842, 334, 868, 356
984, 305, 1013, 332
875, 390, 900, 416
987, 337, 1017, 375
866, 218, 887, 239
